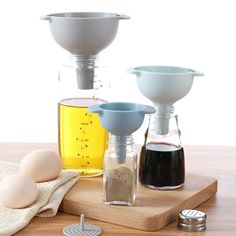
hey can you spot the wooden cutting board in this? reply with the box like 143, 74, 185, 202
60, 173, 217, 231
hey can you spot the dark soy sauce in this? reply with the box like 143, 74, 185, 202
139, 142, 185, 189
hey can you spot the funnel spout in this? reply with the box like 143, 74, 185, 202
72, 55, 96, 89
110, 135, 131, 164
154, 105, 174, 135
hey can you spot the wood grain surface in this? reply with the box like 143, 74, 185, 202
60, 173, 216, 231
0, 143, 235, 235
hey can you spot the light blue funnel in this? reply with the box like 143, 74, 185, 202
128, 66, 204, 134
89, 102, 155, 163
89, 102, 155, 136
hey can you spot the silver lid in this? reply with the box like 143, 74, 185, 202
177, 209, 207, 232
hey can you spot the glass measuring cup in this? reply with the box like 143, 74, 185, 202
59, 97, 108, 177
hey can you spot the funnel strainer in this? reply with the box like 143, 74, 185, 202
63, 214, 102, 236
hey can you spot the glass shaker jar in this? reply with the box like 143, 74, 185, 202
139, 113, 185, 190
58, 55, 108, 177
103, 135, 137, 205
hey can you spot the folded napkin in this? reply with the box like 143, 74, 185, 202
0, 161, 79, 236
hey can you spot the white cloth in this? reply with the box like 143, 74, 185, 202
0, 161, 79, 236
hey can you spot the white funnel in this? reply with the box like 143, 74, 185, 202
41, 12, 129, 89
128, 66, 204, 134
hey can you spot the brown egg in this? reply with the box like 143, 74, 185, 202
0, 174, 38, 208
20, 149, 62, 182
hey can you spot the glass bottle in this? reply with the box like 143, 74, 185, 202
58, 55, 108, 177
103, 135, 137, 205
139, 113, 185, 190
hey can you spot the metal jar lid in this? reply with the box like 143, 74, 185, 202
177, 209, 207, 232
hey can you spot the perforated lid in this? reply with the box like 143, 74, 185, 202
177, 209, 207, 232
63, 214, 102, 236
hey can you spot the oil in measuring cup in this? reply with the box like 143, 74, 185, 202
58, 97, 108, 177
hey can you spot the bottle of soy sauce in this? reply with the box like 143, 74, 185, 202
139, 114, 185, 190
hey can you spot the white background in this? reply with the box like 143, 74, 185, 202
0, 0, 235, 146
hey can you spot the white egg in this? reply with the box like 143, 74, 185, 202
0, 174, 38, 209
20, 149, 62, 183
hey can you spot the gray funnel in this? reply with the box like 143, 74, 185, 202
41, 12, 129, 89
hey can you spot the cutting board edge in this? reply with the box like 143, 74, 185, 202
60, 199, 161, 231
155, 177, 218, 231
60, 176, 217, 231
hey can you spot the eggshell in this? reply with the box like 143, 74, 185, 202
0, 174, 38, 208
20, 149, 62, 182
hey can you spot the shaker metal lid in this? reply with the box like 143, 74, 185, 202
177, 209, 207, 232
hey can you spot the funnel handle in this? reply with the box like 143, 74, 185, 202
88, 104, 103, 114
40, 15, 51, 21
117, 14, 130, 20
192, 70, 204, 77
127, 67, 141, 76
140, 105, 156, 115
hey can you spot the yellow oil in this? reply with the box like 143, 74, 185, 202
58, 98, 108, 177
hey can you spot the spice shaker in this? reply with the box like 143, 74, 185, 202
89, 102, 155, 205
177, 209, 207, 232
103, 135, 137, 205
